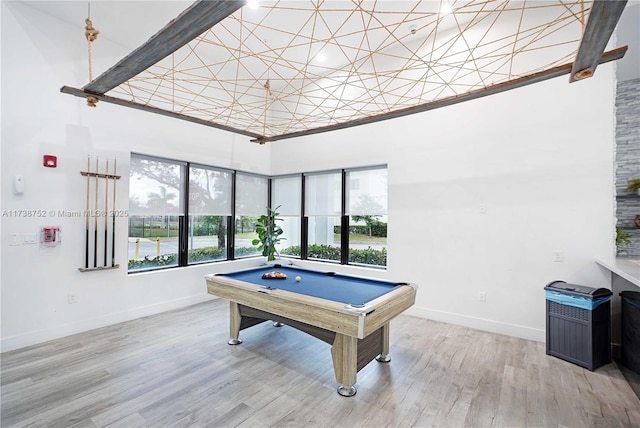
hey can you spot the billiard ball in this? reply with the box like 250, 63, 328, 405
295, 276, 301, 282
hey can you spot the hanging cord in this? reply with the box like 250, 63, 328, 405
85, 3, 100, 107
261, 79, 272, 143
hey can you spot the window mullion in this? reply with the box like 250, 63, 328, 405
228, 171, 237, 260
180, 164, 190, 266
301, 173, 307, 260
341, 169, 348, 265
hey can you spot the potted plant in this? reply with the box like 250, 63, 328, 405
616, 225, 632, 254
627, 178, 640, 196
252, 205, 285, 262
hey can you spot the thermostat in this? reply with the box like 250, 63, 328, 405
13, 175, 24, 195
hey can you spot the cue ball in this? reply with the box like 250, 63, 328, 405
295, 276, 301, 282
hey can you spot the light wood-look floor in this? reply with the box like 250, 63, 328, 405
2, 299, 639, 427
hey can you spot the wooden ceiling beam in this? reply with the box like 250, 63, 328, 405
83, 0, 246, 95
60, 85, 263, 140
62, 47, 626, 144
570, 0, 628, 82
257, 47, 627, 143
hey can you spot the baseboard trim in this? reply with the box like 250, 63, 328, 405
3, 298, 546, 353
405, 305, 545, 343
1, 293, 215, 353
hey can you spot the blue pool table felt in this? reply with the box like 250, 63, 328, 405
219, 266, 403, 306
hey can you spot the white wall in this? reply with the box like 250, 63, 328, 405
271, 67, 616, 342
0, 2, 270, 352
1, 1, 617, 351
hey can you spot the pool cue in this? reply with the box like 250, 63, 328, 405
111, 158, 117, 267
94, 157, 99, 268
104, 159, 109, 267
85, 156, 90, 269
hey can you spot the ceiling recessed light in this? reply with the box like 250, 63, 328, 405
317, 53, 326, 63
440, 3, 452, 15
248, 1, 259, 10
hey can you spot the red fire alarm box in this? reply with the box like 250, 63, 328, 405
43, 155, 57, 168
40, 226, 61, 247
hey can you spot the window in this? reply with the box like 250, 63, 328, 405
299, 167, 387, 267
346, 168, 388, 267
128, 153, 386, 271
272, 175, 302, 258
304, 172, 342, 263
128, 154, 268, 272
128, 156, 185, 271
188, 165, 232, 264
235, 173, 268, 258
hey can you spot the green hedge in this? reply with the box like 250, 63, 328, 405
349, 246, 387, 266
128, 253, 178, 270
129, 244, 386, 269
334, 222, 387, 237
128, 246, 259, 270
280, 244, 386, 266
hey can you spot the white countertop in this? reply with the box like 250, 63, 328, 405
596, 257, 640, 288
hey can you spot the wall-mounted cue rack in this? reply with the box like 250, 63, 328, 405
78, 156, 121, 272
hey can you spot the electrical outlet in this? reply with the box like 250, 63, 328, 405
553, 251, 564, 262
67, 293, 77, 304
478, 292, 487, 302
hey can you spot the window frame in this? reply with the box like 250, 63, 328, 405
128, 153, 270, 273
271, 174, 303, 258
186, 162, 235, 266
295, 165, 387, 268
234, 171, 271, 260
128, 152, 387, 273
343, 165, 388, 268
128, 154, 187, 272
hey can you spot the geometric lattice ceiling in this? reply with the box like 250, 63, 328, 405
62, 0, 628, 143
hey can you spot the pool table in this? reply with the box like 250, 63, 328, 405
205, 264, 417, 396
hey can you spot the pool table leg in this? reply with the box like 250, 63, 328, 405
228, 301, 243, 345
376, 322, 391, 363
331, 333, 358, 397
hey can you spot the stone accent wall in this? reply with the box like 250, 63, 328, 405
616, 78, 640, 256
